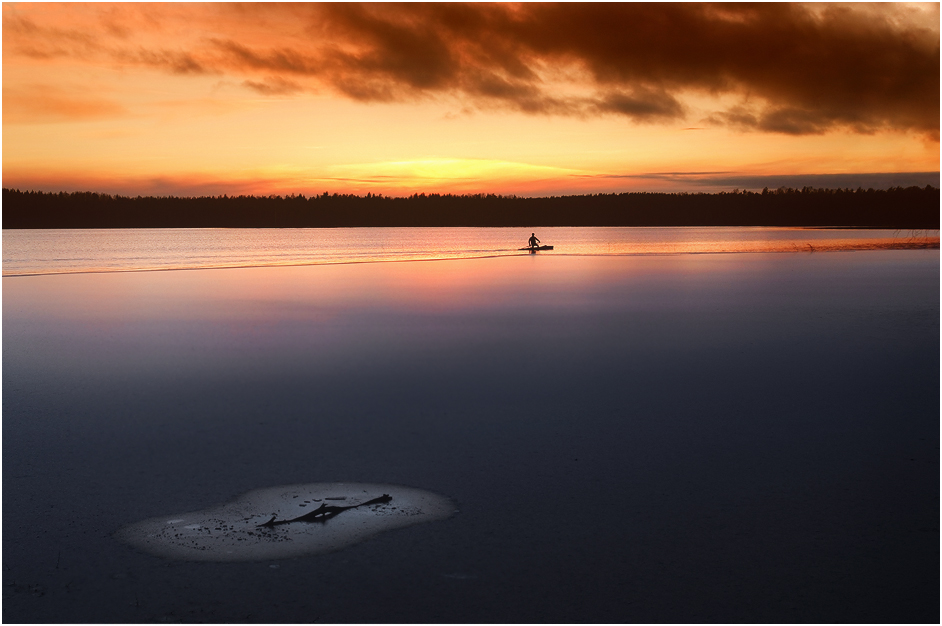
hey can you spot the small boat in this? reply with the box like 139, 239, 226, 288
518, 245, 554, 252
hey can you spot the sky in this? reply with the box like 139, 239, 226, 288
2, 2, 939, 198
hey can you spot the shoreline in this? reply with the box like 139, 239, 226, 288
5, 186, 939, 229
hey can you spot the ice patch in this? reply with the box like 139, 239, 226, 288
115, 482, 455, 562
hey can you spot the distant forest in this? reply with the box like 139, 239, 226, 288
2, 185, 939, 229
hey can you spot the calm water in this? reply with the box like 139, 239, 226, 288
3, 226, 938, 276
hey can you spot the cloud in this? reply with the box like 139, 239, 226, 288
213, 39, 321, 76
573, 170, 941, 192
709, 105, 839, 136
594, 88, 686, 123
2, 12, 104, 59
241, 77, 304, 96
130, 48, 209, 75
3, 3, 938, 137
3, 85, 128, 123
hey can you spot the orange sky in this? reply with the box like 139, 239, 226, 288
3, 2, 939, 198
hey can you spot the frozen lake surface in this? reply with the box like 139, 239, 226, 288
3, 236, 939, 622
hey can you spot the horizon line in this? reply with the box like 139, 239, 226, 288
3, 171, 938, 200
4, 180, 940, 202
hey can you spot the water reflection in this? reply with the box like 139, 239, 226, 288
3, 226, 938, 276
5, 251, 937, 392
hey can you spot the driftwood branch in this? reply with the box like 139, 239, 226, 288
257, 494, 392, 528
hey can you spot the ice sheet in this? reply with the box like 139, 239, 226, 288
116, 483, 455, 562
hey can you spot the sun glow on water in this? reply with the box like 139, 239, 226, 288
2, 227, 937, 277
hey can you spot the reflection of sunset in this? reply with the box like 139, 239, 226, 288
2, 227, 938, 277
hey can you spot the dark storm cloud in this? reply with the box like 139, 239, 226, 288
594, 89, 686, 122
709, 105, 840, 136
319, 3, 461, 92
285, 3, 939, 136
5, 3, 938, 137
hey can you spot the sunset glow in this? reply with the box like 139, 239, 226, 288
3, 2, 939, 197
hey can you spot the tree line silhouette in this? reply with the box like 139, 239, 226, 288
2, 185, 938, 228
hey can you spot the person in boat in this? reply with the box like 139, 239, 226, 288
528, 233, 541, 249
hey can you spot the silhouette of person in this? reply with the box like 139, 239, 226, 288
528, 233, 541, 249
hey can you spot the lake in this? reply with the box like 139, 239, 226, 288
3, 228, 939, 622
3, 226, 938, 276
